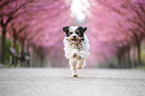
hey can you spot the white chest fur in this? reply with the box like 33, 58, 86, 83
63, 35, 90, 59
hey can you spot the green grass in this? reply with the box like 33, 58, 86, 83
136, 66, 145, 70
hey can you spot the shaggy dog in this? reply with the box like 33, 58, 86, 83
63, 26, 90, 77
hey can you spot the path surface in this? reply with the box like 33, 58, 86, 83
0, 68, 145, 96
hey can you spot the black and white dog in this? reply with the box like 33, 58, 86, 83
63, 26, 90, 77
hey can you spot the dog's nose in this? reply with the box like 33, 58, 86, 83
73, 36, 76, 38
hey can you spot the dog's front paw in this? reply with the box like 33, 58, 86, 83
77, 64, 82, 69
71, 74, 78, 77
77, 64, 85, 69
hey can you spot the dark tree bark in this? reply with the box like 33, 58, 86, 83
0, 26, 6, 64
117, 55, 122, 68
0, 16, 12, 64
13, 30, 17, 49
127, 49, 131, 68
136, 41, 141, 66
122, 54, 127, 68
132, 46, 137, 67
40, 54, 44, 67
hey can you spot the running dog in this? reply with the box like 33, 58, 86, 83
63, 26, 90, 77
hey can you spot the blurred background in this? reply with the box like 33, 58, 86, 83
0, 0, 145, 69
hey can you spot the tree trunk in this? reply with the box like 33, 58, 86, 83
127, 49, 131, 68
17, 42, 24, 67
40, 54, 44, 67
26, 43, 29, 53
0, 27, 6, 64
10, 32, 17, 65
136, 41, 141, 66
17, 44, 21, 67
132, 46, 136, 67
13, 34, 17, 49
0, 36, 1, 63
21, 42, 25, 67
117, 55, 121, 68
122, 54, 126, 68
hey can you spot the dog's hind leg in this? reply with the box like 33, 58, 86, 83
69, 59, 78, 77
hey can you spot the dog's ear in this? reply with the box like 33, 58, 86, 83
63, 26, 70, 37
83, 27, 87, 33
78, 26, 87, 33
63, 26, 69, 33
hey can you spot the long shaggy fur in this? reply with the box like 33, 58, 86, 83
63, 26, 90, 77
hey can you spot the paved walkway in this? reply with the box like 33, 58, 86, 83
0, 68, 145, 96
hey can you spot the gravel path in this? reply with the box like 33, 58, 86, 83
0, 68, 145, 96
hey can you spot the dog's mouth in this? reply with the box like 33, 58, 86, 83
71, 38, 78, 41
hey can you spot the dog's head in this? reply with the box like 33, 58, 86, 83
63, 26, 87, 44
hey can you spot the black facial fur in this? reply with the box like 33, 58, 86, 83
63, 26, 69, 37
76, 26, 87, 37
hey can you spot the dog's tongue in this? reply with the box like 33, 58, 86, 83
73, 39, 77, 41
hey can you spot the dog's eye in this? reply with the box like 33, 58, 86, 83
75, 30, 79, 34
69, 32, 73, 34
